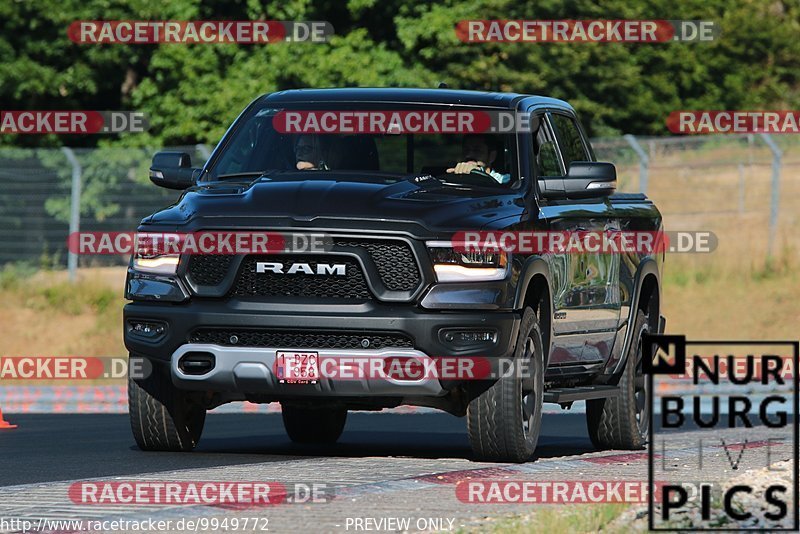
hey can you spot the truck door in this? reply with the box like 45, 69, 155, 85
536, 111, 622, 367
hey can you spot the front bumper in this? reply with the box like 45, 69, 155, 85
124, 300, 521, 395
172, 344, 446, 396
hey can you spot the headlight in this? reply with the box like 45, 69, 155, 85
132, 240, 180, 275
426, 241, 509, 282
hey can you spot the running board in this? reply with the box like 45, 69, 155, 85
544, 385, 620, 403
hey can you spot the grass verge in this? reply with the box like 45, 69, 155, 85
476, 503, 630, 533
1, 257, 798, 383
0, 264, 126, 359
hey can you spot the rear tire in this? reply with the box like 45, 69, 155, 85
281, 404, 347, 444
467, 307, 545, 463
128, 360, 206, 452
586, 309, 650, 450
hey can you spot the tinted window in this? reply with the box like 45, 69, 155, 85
550, 113, 588, 169
533, 116, 563, 177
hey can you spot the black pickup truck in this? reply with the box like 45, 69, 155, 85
124, 88, 664, 462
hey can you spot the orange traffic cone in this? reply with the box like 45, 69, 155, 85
0, 407, 17, 429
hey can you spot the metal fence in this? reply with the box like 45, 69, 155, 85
2, 134, 799, 278
594, 133, 800, 265
0, 145, 209, 277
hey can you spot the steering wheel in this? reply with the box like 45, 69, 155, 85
441, 167, 501, 187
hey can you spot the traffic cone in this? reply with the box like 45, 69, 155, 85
0, 407, 17, 429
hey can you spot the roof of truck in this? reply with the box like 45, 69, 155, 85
262, 87, 572, 110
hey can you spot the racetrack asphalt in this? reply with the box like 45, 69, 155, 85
0, 411, 794, 532
0, 412, 593, 486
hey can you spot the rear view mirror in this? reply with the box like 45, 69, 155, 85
149, 151, 198, 190
538, 161, 616, 200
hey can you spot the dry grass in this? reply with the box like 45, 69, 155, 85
663, 260, 799, 340
0, 254, 797, 359
0, 266, 126, 357
640, 142, 800, 339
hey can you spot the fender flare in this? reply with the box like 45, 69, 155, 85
611, 258, 661, 375
513, 255, 554, 366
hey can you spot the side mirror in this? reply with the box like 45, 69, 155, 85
149, 152, 198, 190
538, 161, 616, 199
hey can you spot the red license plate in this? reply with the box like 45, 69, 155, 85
276, 352, 319, 384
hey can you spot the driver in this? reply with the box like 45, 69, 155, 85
294, 135, 331, 170
446, 134, 510, 184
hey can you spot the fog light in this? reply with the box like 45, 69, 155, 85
128, 320, 167, 340
440, 329, 497, 347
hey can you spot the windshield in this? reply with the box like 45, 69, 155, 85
207, 104, 518, 188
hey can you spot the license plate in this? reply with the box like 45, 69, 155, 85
275, 352, 319, 384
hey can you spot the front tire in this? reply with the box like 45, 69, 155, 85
467, 307, 545, 463
128, 360, 206, 452
586, 309, 650, 450
281, 404, 347, 444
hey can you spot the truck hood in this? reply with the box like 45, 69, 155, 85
143, 178, 527, 233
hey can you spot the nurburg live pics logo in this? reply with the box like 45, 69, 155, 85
643, 335, 799, 530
